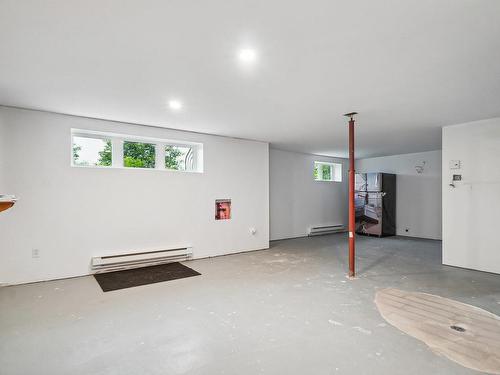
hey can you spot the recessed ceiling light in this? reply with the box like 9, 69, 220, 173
168, 100, 183, 111
238, 48, 257, 64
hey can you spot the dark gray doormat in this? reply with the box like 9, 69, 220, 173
94, 262, 201, 292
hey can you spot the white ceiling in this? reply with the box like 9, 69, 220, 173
1, 0, 499, 158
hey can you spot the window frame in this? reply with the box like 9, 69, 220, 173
313, 161, 342, 182
71, 129, 203, 173
71, 133, 113, 168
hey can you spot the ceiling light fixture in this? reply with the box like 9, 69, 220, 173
238, 48, 257, 64
168, 100, 183, 111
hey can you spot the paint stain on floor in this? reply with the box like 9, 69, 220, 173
375, 288, 500, 374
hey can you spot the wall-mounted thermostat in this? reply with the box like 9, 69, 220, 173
449, 160, 461, 170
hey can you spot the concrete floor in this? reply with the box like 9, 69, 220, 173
1, 234, 499, 375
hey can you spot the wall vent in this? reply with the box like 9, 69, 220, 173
308, 224, 345, 236
91, 247, 193, 273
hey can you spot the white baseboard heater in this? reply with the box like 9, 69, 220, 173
308, 224, 345, 236
91, 247, 193, 273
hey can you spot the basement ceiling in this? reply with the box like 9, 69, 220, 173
1, 0, 499, 158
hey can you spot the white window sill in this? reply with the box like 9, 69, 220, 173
70, 164, 203, 174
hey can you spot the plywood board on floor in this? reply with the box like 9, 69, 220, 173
375, 288, 500, 374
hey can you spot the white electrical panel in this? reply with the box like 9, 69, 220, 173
449, 160, 461, 170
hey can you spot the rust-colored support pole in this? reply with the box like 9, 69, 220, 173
345, 112, 357, 278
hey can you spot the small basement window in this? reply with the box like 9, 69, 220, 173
72, 136, 112, 167
71, 129, 203, 172
314, 161, 342, 182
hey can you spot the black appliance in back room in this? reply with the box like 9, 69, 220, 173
355, 173, 396, 237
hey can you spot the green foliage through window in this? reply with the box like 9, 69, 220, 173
73, 144, 81, 161
165, 146, 191, 170
97, 140, 112, 166
321, 164, 331, 180
314, 161, 340, 182
123, 141, 156, 168
165, 146, 183, 170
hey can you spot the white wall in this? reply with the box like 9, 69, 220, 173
442, 118, 500, 274
0, 107, 269, 285
269, 148, 348, 240
0, 114, 5, 189
357, 150, 442, 240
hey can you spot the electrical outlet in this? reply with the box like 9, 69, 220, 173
32, 249, 40, 258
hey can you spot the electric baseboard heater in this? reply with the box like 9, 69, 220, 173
91, 247, 193, 273
308, 224, 345, 236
